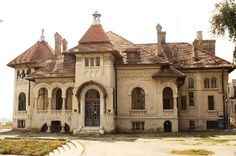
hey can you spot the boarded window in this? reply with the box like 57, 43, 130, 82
206, 121, 217, 129
132, 121, 144, 131
208, 96, 214, 110
189, 92, 195, 106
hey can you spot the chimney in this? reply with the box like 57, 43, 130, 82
192, 39, 199, 61
62, 38, 68, 51
196, 31, 216, 55
196, 31, 203, 41
156, 24, 165, 56
54, 32, 63, 54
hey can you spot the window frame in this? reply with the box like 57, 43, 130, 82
131, 87, 145, 110
132, 121, 145, 131
17, 120, 25, 128
211, 77, 217, 88
189, 92, 195, 106
204, 78, 210, 88
18, 92, 26, 111
188, 78, 194, 89
208, 95, 215, 110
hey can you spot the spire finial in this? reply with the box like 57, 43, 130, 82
92, 11, 101, 25
40, 29, 45, 41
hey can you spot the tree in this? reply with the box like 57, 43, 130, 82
210, 0, 236, 65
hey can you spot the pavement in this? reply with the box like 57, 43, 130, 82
1, 129, 236, 156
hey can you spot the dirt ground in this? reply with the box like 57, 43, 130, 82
1, 129, 236, 156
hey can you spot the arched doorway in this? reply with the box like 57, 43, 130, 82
85, 89, 100, 126
164, 120, 172, 132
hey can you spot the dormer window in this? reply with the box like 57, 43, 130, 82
127, 52, 137, 59
85, 57, 100, 67
125, 48, 140, 63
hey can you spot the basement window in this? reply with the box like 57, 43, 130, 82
17, 120, 25, 128
132, 121, 144, 131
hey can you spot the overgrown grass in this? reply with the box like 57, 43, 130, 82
170, 149, 214, 155
0, 138, 66, 156
195, 137, 229, 143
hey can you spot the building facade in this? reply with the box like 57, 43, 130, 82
8, 12, 234, 133
228, 79, 236, 127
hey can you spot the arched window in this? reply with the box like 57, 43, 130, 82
188, 78, 194, 89
26, 69, 31, 75
52, 88, 63, 110
38, 88, 48, 110
65, 87, 73, 110
18, 92, 26, 111
204, 78, 210, 88
163, 87, 173, 109
21, 70, 25, 78
132, 87, 145, 109
211, 77, 217, 88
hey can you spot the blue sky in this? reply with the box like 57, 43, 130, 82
0, 0, 235, 119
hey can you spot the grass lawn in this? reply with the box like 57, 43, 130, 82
0, 138, 66, 156
170, 149, 215, 155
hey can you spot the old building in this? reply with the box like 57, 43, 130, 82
228, 79, 236, 127
8, 12, 234, 133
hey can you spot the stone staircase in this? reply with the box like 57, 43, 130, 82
45, 140, 84, 156
78, 126, 104, 135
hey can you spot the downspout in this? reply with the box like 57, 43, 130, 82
115, 65, 118, 116
26, 65, 31, 129
221, 67, 227, 129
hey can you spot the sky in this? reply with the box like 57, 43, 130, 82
0, 0, 235, 119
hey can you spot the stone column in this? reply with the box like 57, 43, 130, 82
34, 97, 38, 110
60, 122, 65, 133
48, 97, 52, 111
173, 97, 178, 117
47, 123, 51, 133
62, 97, 66, 110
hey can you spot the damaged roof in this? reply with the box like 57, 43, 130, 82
7, 40, 55, 67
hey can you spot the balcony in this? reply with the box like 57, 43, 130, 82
163, 109, 177, 117
36, 109, 72, 120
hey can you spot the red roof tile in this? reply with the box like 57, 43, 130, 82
79, 24, 110, 44
7, 40, 55, 67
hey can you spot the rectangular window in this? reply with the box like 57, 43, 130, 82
208, 96, 215, 110
206, 121, 217, 129
90, 58, 94, 66
132, 121, 144, 131
85, 58, 89, 67
234, 86, 236, 98
189, 120, 195, 129
17, 120, 25, 128
181, 96, 186, 110
96, 57, 100, 66
127, 52, 136, 59
189, 92, 195, 106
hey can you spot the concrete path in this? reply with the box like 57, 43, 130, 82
79, 137, 236, 156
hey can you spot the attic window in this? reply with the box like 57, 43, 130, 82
127, 52, 137, 59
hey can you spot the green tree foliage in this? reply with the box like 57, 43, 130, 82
210, 0, 236, 65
